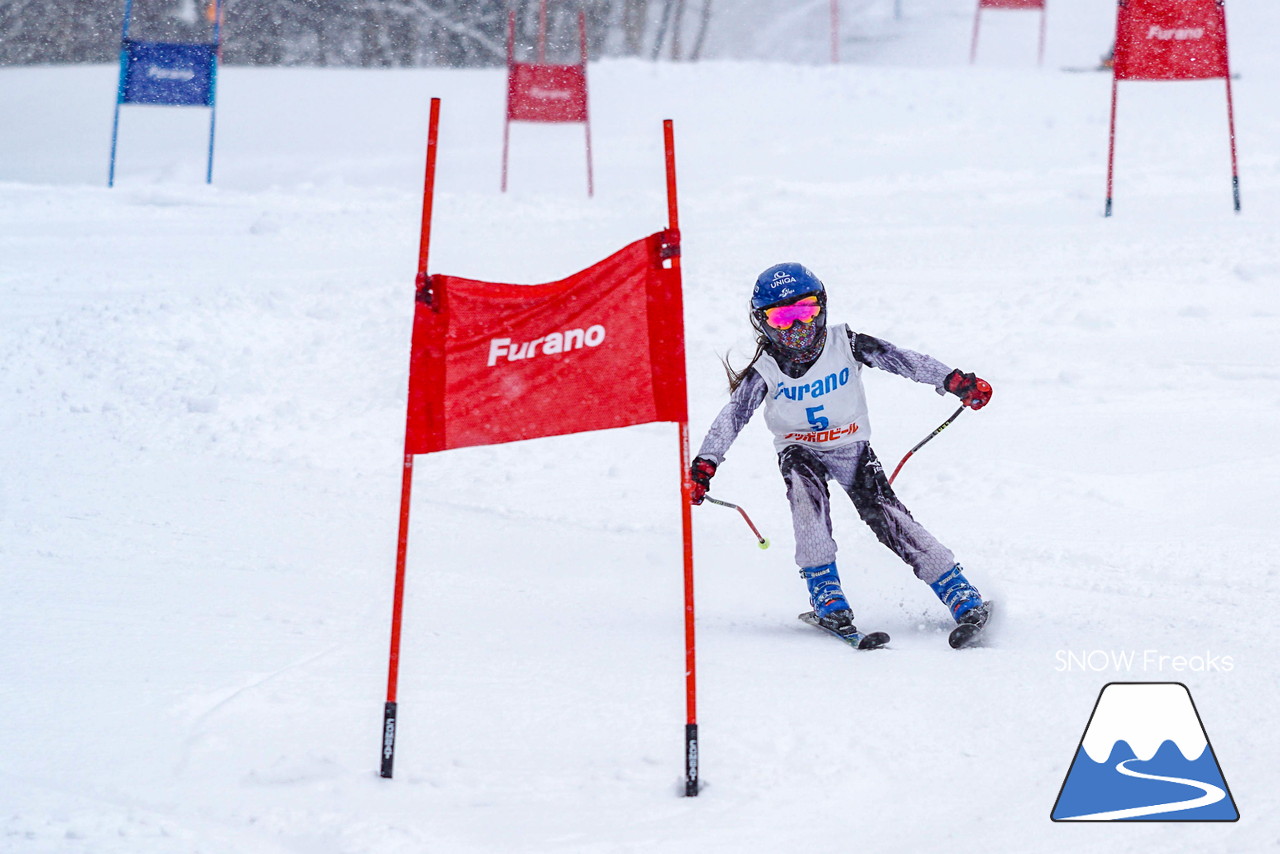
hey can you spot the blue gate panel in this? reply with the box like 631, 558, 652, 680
120, 40, 217, 107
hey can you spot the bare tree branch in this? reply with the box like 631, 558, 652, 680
690, 0, 712, 61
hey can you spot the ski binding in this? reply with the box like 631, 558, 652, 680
799, 611, 890, 650
948, 600, 994, 649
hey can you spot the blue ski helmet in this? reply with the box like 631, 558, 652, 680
750, 262, 828, 360
750, 262, 825, 310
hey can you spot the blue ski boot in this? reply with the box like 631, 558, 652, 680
929, 564, 986, 624
801, 562, 855, 631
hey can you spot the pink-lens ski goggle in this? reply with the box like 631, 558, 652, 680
762, 296, 821, 330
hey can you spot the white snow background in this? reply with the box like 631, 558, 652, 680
3, 0, 1278, 851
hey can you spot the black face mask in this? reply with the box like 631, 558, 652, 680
753, 295, 828, 366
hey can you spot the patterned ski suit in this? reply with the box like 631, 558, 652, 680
696, 324, 957, 585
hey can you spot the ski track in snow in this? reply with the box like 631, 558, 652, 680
3, 0, 1277, 851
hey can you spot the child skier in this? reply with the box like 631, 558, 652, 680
689, 262, 993, 647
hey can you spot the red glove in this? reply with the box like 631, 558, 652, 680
689, 457, 718, 505
944, 370, 993, 410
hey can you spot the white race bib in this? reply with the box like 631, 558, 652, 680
754, 324, 871, 451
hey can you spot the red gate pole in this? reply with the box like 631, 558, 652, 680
581, 11, 594, 197
1224, 73, 1240, 213
665, 118, 698, 798
1105, 72, 1118, 217
417, 99, 441, 276
501, 11, 515, 193
1221, 0, 1241, 213
381, 96, 441, 780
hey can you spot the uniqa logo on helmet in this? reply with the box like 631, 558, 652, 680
751, 262, 824, 310
768, 270, 799, 300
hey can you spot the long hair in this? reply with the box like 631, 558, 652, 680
723, 299, 832, 392
722, 338, 768, 393
721, 310, 772, 392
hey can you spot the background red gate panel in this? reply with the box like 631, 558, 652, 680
1114, 0, 1229, 81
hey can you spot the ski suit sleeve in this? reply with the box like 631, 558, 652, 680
694, 369, 768, 465
849, 330, 953, 395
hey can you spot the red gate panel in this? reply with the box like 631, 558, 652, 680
405, 232, 685, 454
971, 0, 1047, 64
502, 7, 593, 194
507, 63, 588, 123
1104, 0, 1239, 215
1114, 0, 1229, 80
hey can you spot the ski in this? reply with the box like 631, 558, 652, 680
798, 611, 890, 650
948, 600, 993, 649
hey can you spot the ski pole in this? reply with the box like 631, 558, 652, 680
887, 405, 965, 486
702, 495, 770, 549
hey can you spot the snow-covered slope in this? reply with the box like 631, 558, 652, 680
3, 0, 1278, 850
